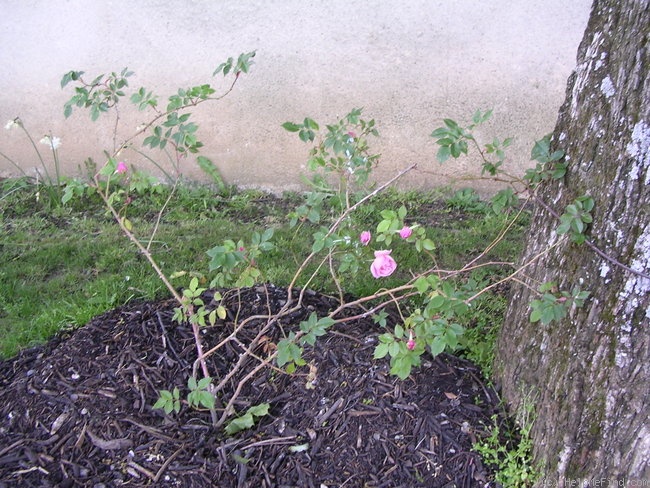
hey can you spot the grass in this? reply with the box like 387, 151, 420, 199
0, 179, 528, 362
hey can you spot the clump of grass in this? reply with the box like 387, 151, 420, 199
0, 179, 528, 360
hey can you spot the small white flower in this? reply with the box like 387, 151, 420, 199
5, 119, 18, 130
39, 135, 62, 150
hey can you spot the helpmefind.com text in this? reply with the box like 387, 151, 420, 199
539, 478, 649, 487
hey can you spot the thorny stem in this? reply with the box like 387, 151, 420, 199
147, 179, 179, 252
109, 74, 241, 163
463, 239, 564, 304
467, 131, 648, 281
469, 131, 649, 281
285, 163, 417, 306
510, 275, 542, 294
94, 177, 212, 384
329, 253, 345, 305
216, 351, 277, 428
328, 283, 416, 319
533, 194, 650, 280
87, 71, 246, 397
129, 146, 175, 183
112, 104, 121, 155
95, 179, 183, 305
459, 195, 531, 274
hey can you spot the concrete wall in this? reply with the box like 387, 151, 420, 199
0, 0, 592, 196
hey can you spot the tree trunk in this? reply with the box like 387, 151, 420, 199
494, 0, 649, 482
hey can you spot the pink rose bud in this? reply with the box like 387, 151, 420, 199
115, 161, 128, 174
407, 330, 416, 350
399, 226, 412, 239
360, 231, 371, 245
370, 250, 397, 278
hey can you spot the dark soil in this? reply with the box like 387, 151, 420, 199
0, 284, 504, 487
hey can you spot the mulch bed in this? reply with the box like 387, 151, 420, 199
0, 284, 503, 487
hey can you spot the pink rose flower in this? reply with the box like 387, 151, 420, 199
370, 250, 397, 278
115, 161, 128, 174
360, 231, 371, 246
399, 226, 412, 239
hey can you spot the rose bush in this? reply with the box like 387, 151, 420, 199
7, 52, 593, 426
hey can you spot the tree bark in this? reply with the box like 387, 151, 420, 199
494, 0, 649, 483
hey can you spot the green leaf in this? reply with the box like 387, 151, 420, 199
472, 108, 493, 125
541, 307, 556, 325
276, 337, 303, 367
430, 127, 450, 138
248, 403, 270, 417
121, 217, 133, 232
225, 413, 254, 435
61, 70, 84, 88
376, 219, 391, 233
443, 118, 460, 131
374, 342, 389, 359
429, 337, 446, 357
198, 391, 215, 409
217, 306, 227, 320
394, 324, 404, 339
299, 129, 315, 142
235, 51, 256, 73
197, 156, 226, 190
421, 239, 436, 251
312, 238, 325, 253
428, 294, 446, 311
551, 162, 568, 179
436, 145, 451, 163
531, 135, 551, 163
303, 117, 319, 130
225, 402, 269, 435
152, 397, 167, 413
414, 276, 429, 294
556, 220, 571, 235
282, 122, 301, 132
390, 356, 413, 380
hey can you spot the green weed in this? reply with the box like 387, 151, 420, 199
474, 395, 540, 486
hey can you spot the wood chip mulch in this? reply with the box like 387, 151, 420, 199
0, 284, 502, 487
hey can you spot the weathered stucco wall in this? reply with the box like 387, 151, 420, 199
0, 0, 592, 196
